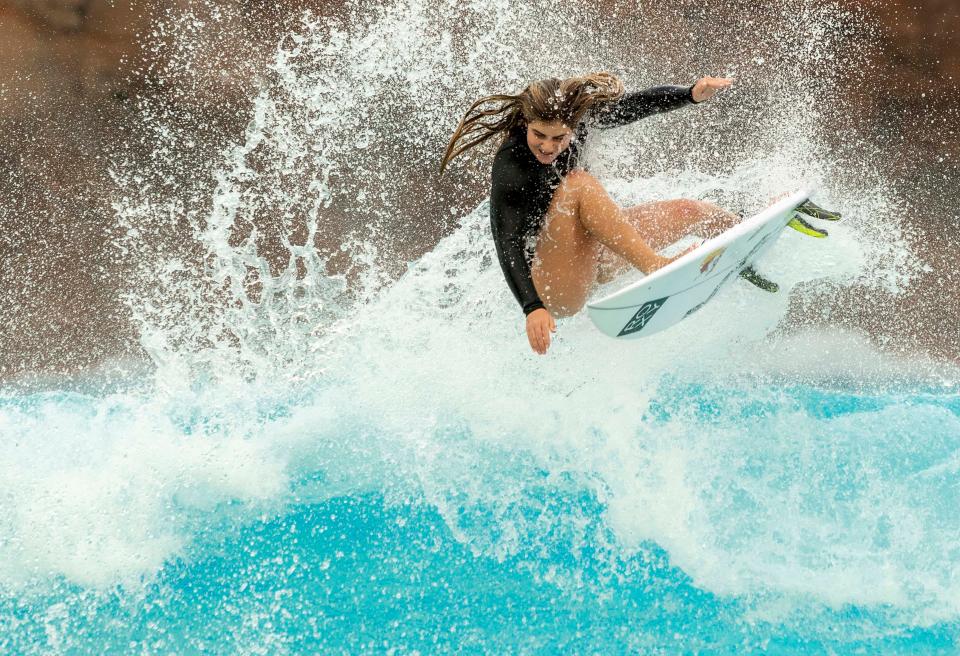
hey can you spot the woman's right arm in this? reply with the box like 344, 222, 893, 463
490, 154, 561, 354
489, 155, 545, 316
491, 218, 544, 316
493, 194, 565, 354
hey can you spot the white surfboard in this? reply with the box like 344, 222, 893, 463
587, 190, 811, 339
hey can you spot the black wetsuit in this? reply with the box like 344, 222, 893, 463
489, 85, 697, 315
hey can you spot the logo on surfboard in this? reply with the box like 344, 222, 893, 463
617, 297, 669, 337
699, 248, 726, 276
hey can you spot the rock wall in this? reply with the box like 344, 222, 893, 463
0, 2, 148, 379
0, 0, 329, 380
841, 0, 960, 161
0, 0, 958, 381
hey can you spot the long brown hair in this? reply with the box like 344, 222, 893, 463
439, 72, 625, 174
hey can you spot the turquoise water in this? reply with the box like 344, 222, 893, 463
4, 379, 960, 654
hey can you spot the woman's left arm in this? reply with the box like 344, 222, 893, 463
593, 76, 734, 129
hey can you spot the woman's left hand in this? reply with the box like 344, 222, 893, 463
692, 76, 734, 103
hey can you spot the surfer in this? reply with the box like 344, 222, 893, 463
441, 73, 741, 354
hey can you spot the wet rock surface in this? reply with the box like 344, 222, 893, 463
0, 0, 958, 381
0, 1, 314, 380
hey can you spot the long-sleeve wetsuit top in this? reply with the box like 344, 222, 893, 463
489, 84, 697, 316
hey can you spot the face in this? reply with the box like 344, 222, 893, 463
526, 120, 574, 165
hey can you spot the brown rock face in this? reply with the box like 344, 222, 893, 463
0, 0, 958, 384
0, 3, 135, 380
1, 1, 150, 101
869, 0, 960, 81
0, 0, 283, 380
11, 0, 91, 31
838, 0, 960, 155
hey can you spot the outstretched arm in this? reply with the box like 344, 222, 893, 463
592, 85, 693, 129
592, 77, 734, 129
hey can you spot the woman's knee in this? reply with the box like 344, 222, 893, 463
547, 170, 602, 221
563, 169, 600, 185
558, 170, 619, 227
556, 169, 603, 200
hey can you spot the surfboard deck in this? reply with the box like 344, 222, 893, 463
586, 190, 811, 339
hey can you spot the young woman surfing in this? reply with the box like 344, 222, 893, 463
440, 73, 737, 354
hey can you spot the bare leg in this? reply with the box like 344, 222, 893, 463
531, 170, 669, 317
625, 199, 740, 249
598, 199, 741, 282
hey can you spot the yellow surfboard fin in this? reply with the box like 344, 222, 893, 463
787, 215, 828, 238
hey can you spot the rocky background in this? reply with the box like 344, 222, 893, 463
0, 0, 334, 381
0, 0, 958, 382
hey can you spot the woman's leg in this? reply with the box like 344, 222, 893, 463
597, 199, 741, 282
624, 199, 740, 250
531, 170, 669, 317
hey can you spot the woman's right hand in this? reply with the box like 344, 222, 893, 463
526, 308, 556, 355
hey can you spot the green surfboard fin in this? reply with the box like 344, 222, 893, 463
788, 215, 828, 238
796, 200, 842, 222
740, 266, 779, 293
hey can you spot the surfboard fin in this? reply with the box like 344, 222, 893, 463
787, 215, 828, 238
739, 266, 779, 293
796, 200, 842, 222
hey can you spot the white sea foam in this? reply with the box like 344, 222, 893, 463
0, 393, 286, 588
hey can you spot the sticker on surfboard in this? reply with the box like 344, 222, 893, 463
698, 247, 725, 276
616, 296, 668, 337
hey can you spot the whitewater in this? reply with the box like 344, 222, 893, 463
3, 0, 960, 653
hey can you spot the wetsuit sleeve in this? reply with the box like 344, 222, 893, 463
591, 85, 696, 129
490, 156, 545, 316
